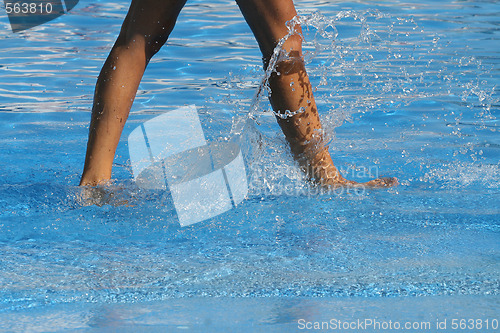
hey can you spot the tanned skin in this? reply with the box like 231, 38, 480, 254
80, 0, 397, 188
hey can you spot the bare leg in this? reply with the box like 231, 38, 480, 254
236, 0, 397, 187
80, 0, 187, 186
81, 0, 396, 188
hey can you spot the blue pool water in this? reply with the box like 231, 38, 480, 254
0, 0, 499, 332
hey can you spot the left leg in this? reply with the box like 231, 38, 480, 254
80, 0, 187, 186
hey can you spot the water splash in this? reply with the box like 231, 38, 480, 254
213, 10, 498, 192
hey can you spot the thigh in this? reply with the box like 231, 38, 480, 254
117, 0, 188, 56
235, 0, 301, 60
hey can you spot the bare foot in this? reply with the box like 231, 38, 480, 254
77, 182, 131, 207
303, 147, 398, 189
317, 174, 398, 189
362, 176, 399, 188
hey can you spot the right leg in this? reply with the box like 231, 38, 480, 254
80, 0, 187, 186
236, 0, 397, 187
236, 0, 347, 185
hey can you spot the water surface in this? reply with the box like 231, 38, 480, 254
0, 0, 498, 331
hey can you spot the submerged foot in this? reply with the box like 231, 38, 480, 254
299, 146, 398, 189
77, 182, 131, 207
361, 176, 399, 188
319, 176, 398, 189
306, 157, 398, 189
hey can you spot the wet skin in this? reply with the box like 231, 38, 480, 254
80, 0, 398, 188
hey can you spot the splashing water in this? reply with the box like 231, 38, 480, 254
235, 10, 497, 122
0, 3, 498, 323
213, 9, 498, 194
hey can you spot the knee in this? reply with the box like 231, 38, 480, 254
262, 33, 303, 70
144, 32, 169, 60
283, 33, 303, 54
115, 30, 169, 62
